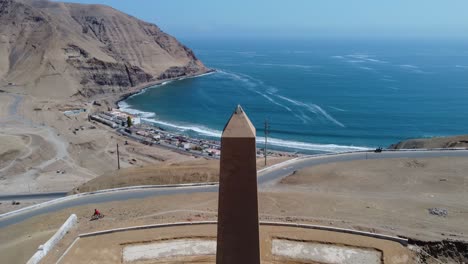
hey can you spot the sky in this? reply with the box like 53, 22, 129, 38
56, 0, 468, 40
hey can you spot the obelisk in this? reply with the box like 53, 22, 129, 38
216, 105, 260, 264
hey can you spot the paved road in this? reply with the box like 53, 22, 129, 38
1, 150, 467, 229
0, 192, 68, 201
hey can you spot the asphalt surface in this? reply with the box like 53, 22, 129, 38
0, 192, 68, 201
1, 150, 467, 229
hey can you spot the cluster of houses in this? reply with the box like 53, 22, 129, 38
88, 110, 296, 159
89, 110, 221, 158
132, 128, 222, 157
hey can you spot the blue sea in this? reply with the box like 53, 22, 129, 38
120, 38, 468, 154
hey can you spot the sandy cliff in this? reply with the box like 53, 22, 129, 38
0, 0, 208, 99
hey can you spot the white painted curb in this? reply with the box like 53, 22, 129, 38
27, 214, 77, 264
76, 221, 408, 245
261, 221, 408, 245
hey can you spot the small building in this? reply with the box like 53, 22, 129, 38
183, 143, 193, 150
110, 109, 141, 125
136, 130, 149, 137
89, 115, 118, 128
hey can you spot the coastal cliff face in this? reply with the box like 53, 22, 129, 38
0, 0, 208, 98
389, 135, 468, 149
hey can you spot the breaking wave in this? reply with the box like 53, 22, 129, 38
258, 137, 370, 153
149, 119, 366, 153
118, 101, 156, 118
142, 118, 222, 138
119, 102, 366, 153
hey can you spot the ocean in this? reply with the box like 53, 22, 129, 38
119, 38, 468, 154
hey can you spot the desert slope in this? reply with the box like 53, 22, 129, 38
389, 135, 468, 149
0, 0, 208, 99
0, 0, 211, 200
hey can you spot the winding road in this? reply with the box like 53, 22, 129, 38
1, 149, 467, 229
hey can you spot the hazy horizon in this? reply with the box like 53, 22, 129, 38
54, 0, 468, 41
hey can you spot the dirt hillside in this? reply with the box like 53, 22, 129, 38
389, 135, 468, 149
70, 157, 290, 194
0, 0, 208, 99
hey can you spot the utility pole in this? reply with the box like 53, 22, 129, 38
264, 119, 269, 166
117, 143, 121, 170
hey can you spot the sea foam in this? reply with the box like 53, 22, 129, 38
257, 136, 370, 153
329, 106, 347, 112
142, 118, 222, 138
275, 95, 345, 127
145, 117, 367, 153
118, 101, 156, 118
121, 101, 366, 153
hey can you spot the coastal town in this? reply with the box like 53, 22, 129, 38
87, 109, 298, 159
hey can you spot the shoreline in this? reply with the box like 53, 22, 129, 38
89, 111, 299, 159
115, 112, 371, 155
108, 68, 296, 157
112, 72, 370, 154
114, 69, 216, 109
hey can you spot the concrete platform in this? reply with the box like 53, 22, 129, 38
51, 224, 414, 264
123, 239, 216, 263
272, 238, 382, 264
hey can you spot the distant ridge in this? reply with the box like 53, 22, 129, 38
0, 0, 209, 98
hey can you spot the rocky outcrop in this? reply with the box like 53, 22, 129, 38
389, 135, 468, 149
157, 62, 205, 80
410, 239, 468, 264
65, 44, 152, 96
0, 0, 209, 99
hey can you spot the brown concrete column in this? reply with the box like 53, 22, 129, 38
216, 105, 260, 264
